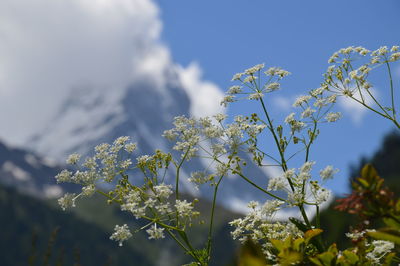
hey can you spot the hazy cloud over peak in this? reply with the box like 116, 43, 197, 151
0, 0, 222, 145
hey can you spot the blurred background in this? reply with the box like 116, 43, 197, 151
0, 0, 399, 265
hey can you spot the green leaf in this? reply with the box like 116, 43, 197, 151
361, 164, 378, 182
342, 250, 359, 264
289, 217, 308, 232
309, 257, 323, 266
316, 252, 336, 265
383, 217, 400, 229
304, 229, 323, 242
367, 230, 400, 245
357, 178, 369, 188
270, 239, 286, 252
383, 252, 395, 266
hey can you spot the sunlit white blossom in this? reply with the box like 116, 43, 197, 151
110, 224, 132, 246
66, 153, 81, 165
58, 193, 77, 211
319, 165, 338, 180
325, 112, 341, 122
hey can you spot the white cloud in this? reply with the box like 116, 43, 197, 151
0, 0, 222, 145
338, 88, 378, 125
177, 63, 224, 117
272, 95, 292, 112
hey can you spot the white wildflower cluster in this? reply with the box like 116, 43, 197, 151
56, 136, 137, 186
146, 224, 165, 240
175, 199, 198, 221
222, 63, 290, 106
284, 112, 306, 133
188, 171, 214, 188
286, 85, 341, 138
121, 188, 155, 219
163, 114, 268, 173
345, 230, 371, 241
55, 136, 139, 211
267, 162, 332, 206
324, 45, 400, 100
66, 153, 81, 165
110, 224, 132, 246
57, 193, 77, 211
319, 165, 339, 180
325, 112, 341, 122
229, 200, 301, 259
366, 240, 395, 264
56, 136, 201, 243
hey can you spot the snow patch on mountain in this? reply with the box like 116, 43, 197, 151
3, 161, 31, 181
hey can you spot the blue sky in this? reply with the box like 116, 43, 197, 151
155, 0, 400, 194
0, 0, 399, 196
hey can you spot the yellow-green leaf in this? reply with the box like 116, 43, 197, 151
367, 230, 400, 245
304, 228, 323, 242
342, 250, 359, 264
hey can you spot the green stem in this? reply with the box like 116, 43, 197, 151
364, 88, 391, 118
386, 61, 396, 120
393, 119, 400, 130
259, 98, 289, 172
175, 148, 191, 201
259, 98, 313, 228
235, 172, 286, 201
316, 205, 320, 228
350, 96, 392, 119
305, 120, 318, 163
206, 175, 224, 260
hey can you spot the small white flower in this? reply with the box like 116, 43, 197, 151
125, 143, 137, 153
119, 159, 132, 169
214, 113, 227, 122
345, 231, 365, 240
319, 165, 338, 180
232, 72, 244, 81
267, 175, 287, 191
261, 200, 284, 215
82, 184, 96, 196
113, 136, 130, 146
287, 191, 304, 205
366, 240, 395, 264
248, 92, 264, 100
66, 153, 81, 165
266, 82, 280, 91
325, 112, 341, 122
136, 155, 150, 166
58, 193, 77, 211
390, 52, 400, 61
175, 199, 193, 217
293, 95, 312, 107
243, 75, 257, 83
228, 85, 242, 94
391, 45, 399, 52
290, 121, 306, 132
326, 94, 337, 103
284, 113, 296, 124
189, 171, 212, 186
110, 224, 132, 246
300, 161, 315, 174
314, 188, 331, 204
245, 63, 264, 75
247, 201, 259, 209
153, 184, 173, 199
301, 107, 316, 118
55, 170, 73, 183
220, 95, 235, 107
